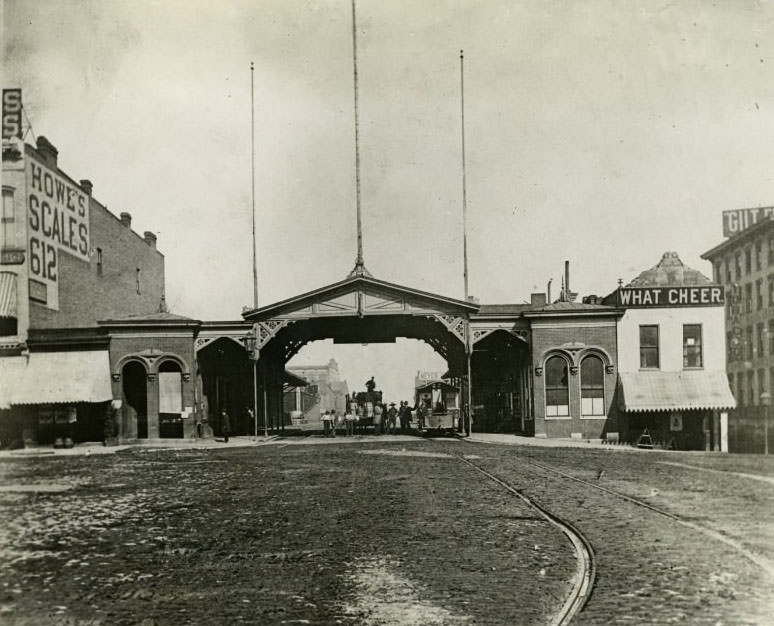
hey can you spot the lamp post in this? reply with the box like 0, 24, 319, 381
761, 391, 770, 456
246, 329, 259, 441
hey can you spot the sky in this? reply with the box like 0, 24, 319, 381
4, 0, 774, 400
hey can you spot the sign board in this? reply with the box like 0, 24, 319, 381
722, 207, 774, 237
2, 89, 22, 140
26, 158, 90, 310
617, 286, 724, 308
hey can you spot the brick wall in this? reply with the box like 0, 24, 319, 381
530, 319, 620, 439
30, 199, 164, 328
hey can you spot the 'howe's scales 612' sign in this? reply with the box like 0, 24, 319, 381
27, 159, 90, 310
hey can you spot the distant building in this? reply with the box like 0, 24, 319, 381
702, 217, 774, 452
702, 218, 774, 409
285, 359, 349, 419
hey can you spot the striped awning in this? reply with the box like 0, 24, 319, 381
0, 272, 17, 318
619, 370, 736, 413
0, 351, 113, 407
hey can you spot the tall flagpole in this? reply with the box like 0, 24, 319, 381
251, 61, 259, 309
250, 61, 260, 440
460, 50, 469, 302
349, 0, 370, 277
461, 49, 473, 436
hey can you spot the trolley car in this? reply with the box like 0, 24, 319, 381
414, 379, 460, 435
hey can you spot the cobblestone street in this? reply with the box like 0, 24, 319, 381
0, 438, 772, 625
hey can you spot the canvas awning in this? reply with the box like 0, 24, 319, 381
0, 272, 17, 318
619, 370, 736, 413
0, 351, 113, 406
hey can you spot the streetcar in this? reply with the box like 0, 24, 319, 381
414, 379, 460, 435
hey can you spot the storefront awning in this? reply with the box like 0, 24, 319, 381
619, 370, 736, 413
0, 272, 17, 318
1, 351, 113, 406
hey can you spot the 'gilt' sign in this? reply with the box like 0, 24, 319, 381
618, 286, 724, 308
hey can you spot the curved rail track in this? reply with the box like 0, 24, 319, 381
452, 453, 597, 626
523, 456, 774, 579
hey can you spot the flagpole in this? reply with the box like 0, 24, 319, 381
460, 49, 473, 436
250, 61, 260, 440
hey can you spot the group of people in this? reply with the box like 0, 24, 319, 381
320, 399, 422, 437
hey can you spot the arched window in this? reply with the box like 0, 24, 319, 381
581, 356, 605, 416
545, 356, 569, 417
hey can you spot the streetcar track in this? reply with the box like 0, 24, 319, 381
451, 452, 596, 626
523, 456, 774, 579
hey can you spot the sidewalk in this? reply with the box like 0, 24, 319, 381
0, 435, 279, 458
467, 432, 614, 449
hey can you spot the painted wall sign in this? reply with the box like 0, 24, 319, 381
722, 207, 774, 237
2, 89, 22, 140
26, 158, 90, 310
617, 286, 724, 308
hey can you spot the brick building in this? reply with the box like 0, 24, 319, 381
284, 359, 349, 420
702, 215, 774, 452
0, 135, 168, 446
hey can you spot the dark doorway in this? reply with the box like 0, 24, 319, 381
123, 361, 148, 439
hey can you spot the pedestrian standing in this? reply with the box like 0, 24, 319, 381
344, 408, 355, 436
330, 409, 338, 437
221, 408, 231, 443
321, 410, 333, 437
387, 403, 398, 434
373, 402, 383, 435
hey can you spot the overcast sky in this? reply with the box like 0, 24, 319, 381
5, 1, 774, 400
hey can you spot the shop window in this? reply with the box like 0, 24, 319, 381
1, 187, 14, 250
756, 240, 763, 271
756, 279, 764, 310
581, 356, 605, 416
544, 356, 569, 417
757, 322, 765, 358
639, 325, 659, 369
745, 247, 752, 274
683, 324, 703, 368
1, 187, 13, 223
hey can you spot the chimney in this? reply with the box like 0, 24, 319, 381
143, 231, 157, 248
36, 136, 58, 168
564, 260, 570, 301
120, 212, 132, 228
547, 278, 553, 303
79, 179, 93, 195
530, 292, 547, 307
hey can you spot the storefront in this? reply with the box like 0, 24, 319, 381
0, 350, 113, 447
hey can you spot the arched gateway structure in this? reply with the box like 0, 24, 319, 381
240, 273, 481, 432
